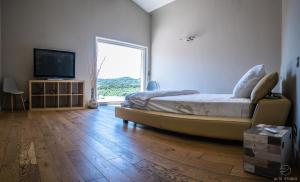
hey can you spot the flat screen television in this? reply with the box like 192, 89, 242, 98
34, 48, 75, 78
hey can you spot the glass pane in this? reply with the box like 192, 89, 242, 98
96, 41, 144, 104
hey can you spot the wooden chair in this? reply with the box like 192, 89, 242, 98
2, 78, 26, 112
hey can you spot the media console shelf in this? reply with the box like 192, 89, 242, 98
29, 80, 85, 111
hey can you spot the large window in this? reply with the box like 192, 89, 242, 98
96, 37, 148, 104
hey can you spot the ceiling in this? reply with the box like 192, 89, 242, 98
132, 0, 176, 13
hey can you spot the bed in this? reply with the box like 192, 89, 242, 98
129, 94, 254, 118
116, 66, 291, 141
115, 94, 291, 141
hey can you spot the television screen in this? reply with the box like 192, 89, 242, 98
34, 49, 75, 78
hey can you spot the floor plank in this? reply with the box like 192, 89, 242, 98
0, 118, 21, 182
19, 118, 41, 182
0, 107, 283, 181
67, 150, 105, 182
37, 115, 85, 182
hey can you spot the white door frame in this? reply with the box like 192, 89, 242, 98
95, 37, 149, 91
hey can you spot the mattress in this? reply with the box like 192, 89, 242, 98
133, 94, 254, 118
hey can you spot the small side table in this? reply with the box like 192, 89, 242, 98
243, 124, 292, 178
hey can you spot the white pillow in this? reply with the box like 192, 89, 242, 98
233, 65, 266, 98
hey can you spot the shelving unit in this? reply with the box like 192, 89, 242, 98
29, 80, 85, 111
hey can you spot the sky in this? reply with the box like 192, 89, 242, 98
97, 42, 143, 79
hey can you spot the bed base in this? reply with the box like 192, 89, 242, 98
115, 106, 251, 140
115, 97, 291, 141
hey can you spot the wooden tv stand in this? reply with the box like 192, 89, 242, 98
29, 80, 85, 111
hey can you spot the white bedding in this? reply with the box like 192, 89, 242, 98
130, 94, 254, 118
124, 90, 200, 107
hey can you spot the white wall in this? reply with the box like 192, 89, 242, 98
281, 0, 300, 163
2, 0, 151, 103
151, 0, 282, 93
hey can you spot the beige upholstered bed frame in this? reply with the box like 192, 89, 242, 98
115, 97, 291, 141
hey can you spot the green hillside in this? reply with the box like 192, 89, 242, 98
97, 77, 140, 97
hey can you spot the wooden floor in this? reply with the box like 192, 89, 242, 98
0, 106, 277, 181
